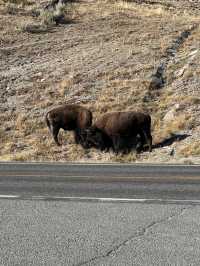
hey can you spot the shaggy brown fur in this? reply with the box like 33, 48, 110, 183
83, 111, 152, 153
45, 104, 92, 146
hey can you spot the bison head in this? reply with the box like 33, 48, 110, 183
79, 126, 112, 151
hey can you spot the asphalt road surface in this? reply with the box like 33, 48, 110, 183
0, 162, 200, 266
0, 162, 200, 202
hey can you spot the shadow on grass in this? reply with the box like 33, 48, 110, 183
152, 133, 190, 150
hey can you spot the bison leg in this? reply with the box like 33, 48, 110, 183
120, 137, 131, 154
136, 131, 145, 153
51, 125, 61, 146
74, 130, 81, 144
112, 136, 120, 154
112, 136, 128, 154
147, 133, 152, 152
136, 139, 143, 154
74, 129, 88, 148
143, 128, 152, 152
140, 130, 152, 152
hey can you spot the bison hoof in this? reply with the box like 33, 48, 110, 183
56, 142, 62, 146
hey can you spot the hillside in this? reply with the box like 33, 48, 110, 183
0, 0, 200, 163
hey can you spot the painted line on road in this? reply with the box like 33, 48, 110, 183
0, 174, 200, 182
0, 195, 19, 199
0, 194, 200, 205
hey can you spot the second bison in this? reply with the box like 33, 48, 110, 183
80, 111, 152, 153
45, 104, 92, 146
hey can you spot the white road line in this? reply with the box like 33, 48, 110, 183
0, 195, 200, 204
30, 196, 148, 202
0, 195, 19, 199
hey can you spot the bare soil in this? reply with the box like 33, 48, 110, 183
0, 0, 200, 163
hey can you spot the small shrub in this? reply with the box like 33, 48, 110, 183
39, 1, 74, 26
40, 9, 55, 26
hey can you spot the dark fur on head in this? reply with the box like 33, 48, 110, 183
85, 126, 113, 151
77, 126, 112, 151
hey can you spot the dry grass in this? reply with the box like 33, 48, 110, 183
1, 0, 200, 163
1, 0, 32, 6
111, 152, 137, 163
183, 96, 200, 105
164, 113, 190, 132
59, 74, 77, 97
15, 113, 26, 131
20, 22, 50, 34
153, 112, 193, 144
39, 9, 56, 26
2, 0, 77, 33
116, 0, 169, 16
179, 141, 200, 157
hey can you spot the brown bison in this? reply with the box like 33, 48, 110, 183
45, 104, 92, 146
80, 111, 152, 153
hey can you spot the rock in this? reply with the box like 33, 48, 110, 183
175, 104, 180, 110
149, 76, 164, 90
174, 67, 186, 78
163, 109, 176, 123
149, 65, 165, 90
163, 104, 181, 123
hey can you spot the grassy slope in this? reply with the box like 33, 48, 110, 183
0, 0, 200, 163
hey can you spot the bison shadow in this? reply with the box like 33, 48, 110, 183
152, 133, 190, 150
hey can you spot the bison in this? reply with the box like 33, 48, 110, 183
80, 111, 152, 154
45, 104, 92, 146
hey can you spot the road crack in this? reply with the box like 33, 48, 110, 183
75, 206, 193, 266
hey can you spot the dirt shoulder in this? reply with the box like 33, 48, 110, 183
0, 0, 200, 163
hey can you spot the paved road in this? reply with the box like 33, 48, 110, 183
0, 163, 200, 266
0, 162, 200, 202
1, 162, 200, 179
0, 199, 200, 266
